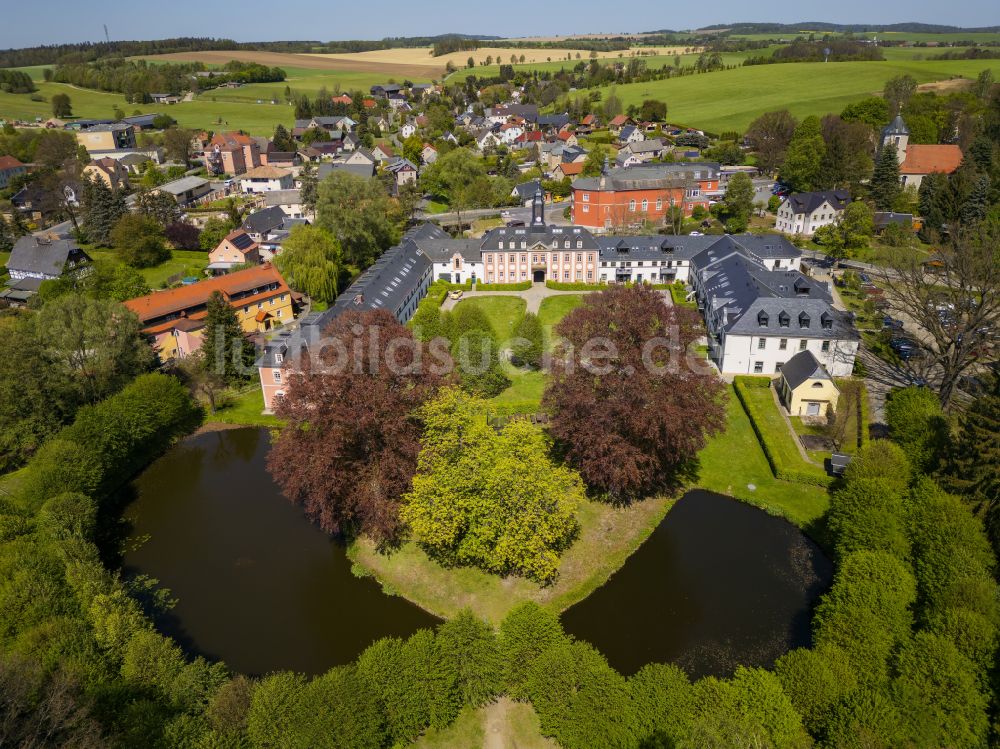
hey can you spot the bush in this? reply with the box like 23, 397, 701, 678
37, 493, 97, 543
510, 312, 543, 368
474, 281, 531, 291
111, 214, 171, 268
499, 603, 568, 698
545, 280, 605, 291
843, 440, 911, 494
827, 477, 910, 562
885, 386, 948, 473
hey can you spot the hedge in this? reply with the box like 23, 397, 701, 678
545, 281, 606, 291
475, 281, 532, 291
733, 376, 833, 488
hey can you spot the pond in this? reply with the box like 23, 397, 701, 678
123, 427, 439, 676
560, 490, 832, 679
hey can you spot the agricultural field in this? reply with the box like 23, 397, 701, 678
729, 31, 1000, 44
595, 57, 1000, 134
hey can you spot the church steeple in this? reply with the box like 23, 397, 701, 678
881, 112, 910, 158
531, 188, 545, 227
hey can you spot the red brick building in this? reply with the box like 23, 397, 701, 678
571, 163, 719, 232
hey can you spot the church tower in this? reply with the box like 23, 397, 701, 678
881, 113, 909, 160
531, 188, 545, 228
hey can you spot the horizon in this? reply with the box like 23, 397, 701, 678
1, 1, 998, 49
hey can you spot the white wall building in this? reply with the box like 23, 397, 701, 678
775, 190, 850, 236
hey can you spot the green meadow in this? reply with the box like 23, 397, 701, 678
599, 58, 1000, 133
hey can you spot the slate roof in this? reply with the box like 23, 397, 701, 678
317, 161, 376, 180
783, 190, 850, 216
780, 349, 832, 390
536, 113, 570, 129
6, 236, 90, 277
242, 206, 288, 235
157, 176, 209, 195
573, 162, 721, 192
482, 223, 600, 250
513, 179, 543, 202
263, 189, 302, 207
882, 114, 909, 137
626, 139, 667, 154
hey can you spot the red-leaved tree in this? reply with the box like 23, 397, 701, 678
543, 285, 726, 499
268, 309, 446, 542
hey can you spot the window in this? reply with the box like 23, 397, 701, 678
520, 254, 527, 263
778, 311, 790, 327
587, 271, 593, 279
273, 371, 282, 383
576, 240, 582, 248
799, 339, 808, 351
564, 253, 571, 262
582, 204, 589, 213
563, 271, 570, 279
509, 241, 515, 249
509, 254, 515, 263
576, 253, 582, 261
779, 338, 788, 350
642, 199, 648, 212
799, 312, 810, 328
656, 198, 663, 211
776, 362, 784, 371
275, 353, 283, 364
758, 338, 766, 350
822, 340, 831, 352
754, 361, 764, 374
757, 310, 769, 327
629, 199, 636, 211
564, 240, 570, 249
812, 382, 824, 388
532, 255, 538, 263
582, 193, 590, 202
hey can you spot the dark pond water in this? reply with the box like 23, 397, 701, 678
561, 490, 832, 679
123, 427, 439, 676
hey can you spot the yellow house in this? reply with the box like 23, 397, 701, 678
779, 350, 840, 417
75, 123, 137, 153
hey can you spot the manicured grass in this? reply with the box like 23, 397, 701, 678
452, 296, 526, 343
595, 58, 1000, 133
206, 387, 284, 428
409, 705, 484, 748
537, 294, 584, 348
695, 387, 830, 528
410, 699, 555, 749
669, 284, 696, 308
490, 366, 546, 406
349, 491, 674, 625
0, 251, 9, 283
738, 381, 814, 467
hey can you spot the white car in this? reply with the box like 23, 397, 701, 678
689, 231, 703, 236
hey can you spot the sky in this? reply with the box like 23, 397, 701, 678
1, 0, 997, 49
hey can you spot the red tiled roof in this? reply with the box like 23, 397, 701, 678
0, 155, 25, 170
557, 161, 584, 176
900, 144, 963, 175
124, 263, 289, 326
557, 131, 574, 141
609, 115, 630, 127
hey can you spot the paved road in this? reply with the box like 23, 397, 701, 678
417, 203, 572, 227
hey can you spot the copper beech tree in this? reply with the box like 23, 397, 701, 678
543, 285, 726, 499
268, 309, 448, 542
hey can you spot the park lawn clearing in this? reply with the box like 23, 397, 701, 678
452, 295, 526, 343
537, 294, 584, 348
408, 699, 556, 749
349, 489, 675, 626
87, 248, 208, 288
697, 385, 830, 528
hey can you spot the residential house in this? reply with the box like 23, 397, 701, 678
317, 160, 376, 181
553, 161, 585, 180
615, 151, 643, 169
880, 114, 962, 189
371, 83, 404, 98
239, 165, 294, 193
500, 122, 525, 144
9, 183, 80, 221
256, 224, 434, 411
150, 93, 182, 104
618, 125, 645, 145
571, 162, 720, 230
84, 157, 130, 191
608, 115, 633, 134
556, 130, 579, 148
474, 130, 501, 152
689, 237, 858, 376
206, 131, 261, 176
511, 179, 543, 206
400, 120, 418, 139
124, 263, 294, 361
775, 190, 851, 236
75, 123, 136, 153
331, 94, 353, 106
207, 229, 260, 273
622, 138, 669, 162
385, 158, 418, 191
264, 189, 306, 219
260, 150, 300, 169
155, 176, 211, 206
371, 144, 395, 163
778, 349, 840, 417
242, 206, 290, 241
0, 155, 27, 189
2, 235, 92, 305
421, 143, 438, 164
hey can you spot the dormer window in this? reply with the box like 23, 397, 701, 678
799, 312, 811, 328
778, 311, 790, 328
821, 312, 833, 330
275, 353, 283, 364
757, 311, 769, 327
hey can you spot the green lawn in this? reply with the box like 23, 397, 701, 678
593, 58, 1000, 133
409, 700, 555, 749
206, 387, 284, 428
695, 387, 830, 528
0, 251, 10, 284
537, 294, 584, 348
451, 295, 527, 342
87, 248, 208, 288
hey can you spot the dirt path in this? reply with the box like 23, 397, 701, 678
147, 50, 442, 79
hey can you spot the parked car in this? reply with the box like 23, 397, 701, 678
882, 316, 904, 331
506, 219, 525, 227
689, 231, 703, 236
889, 337, 921, 360
448, 290, 463, 300
859, 273, 872, 284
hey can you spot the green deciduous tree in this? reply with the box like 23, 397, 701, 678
51, 93, 72, 118
883, 74, 918, 114
721, 171, 754, 232
434, 611, 503, 707
273, 224, 342, 304
315, 170, 400, 268
198, 217, 235, 251
780, 115, 825, 192
885, 386, 949, 473
110, 214, 170, 268
746, 109, 797, 174
402, 387, 583, 583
